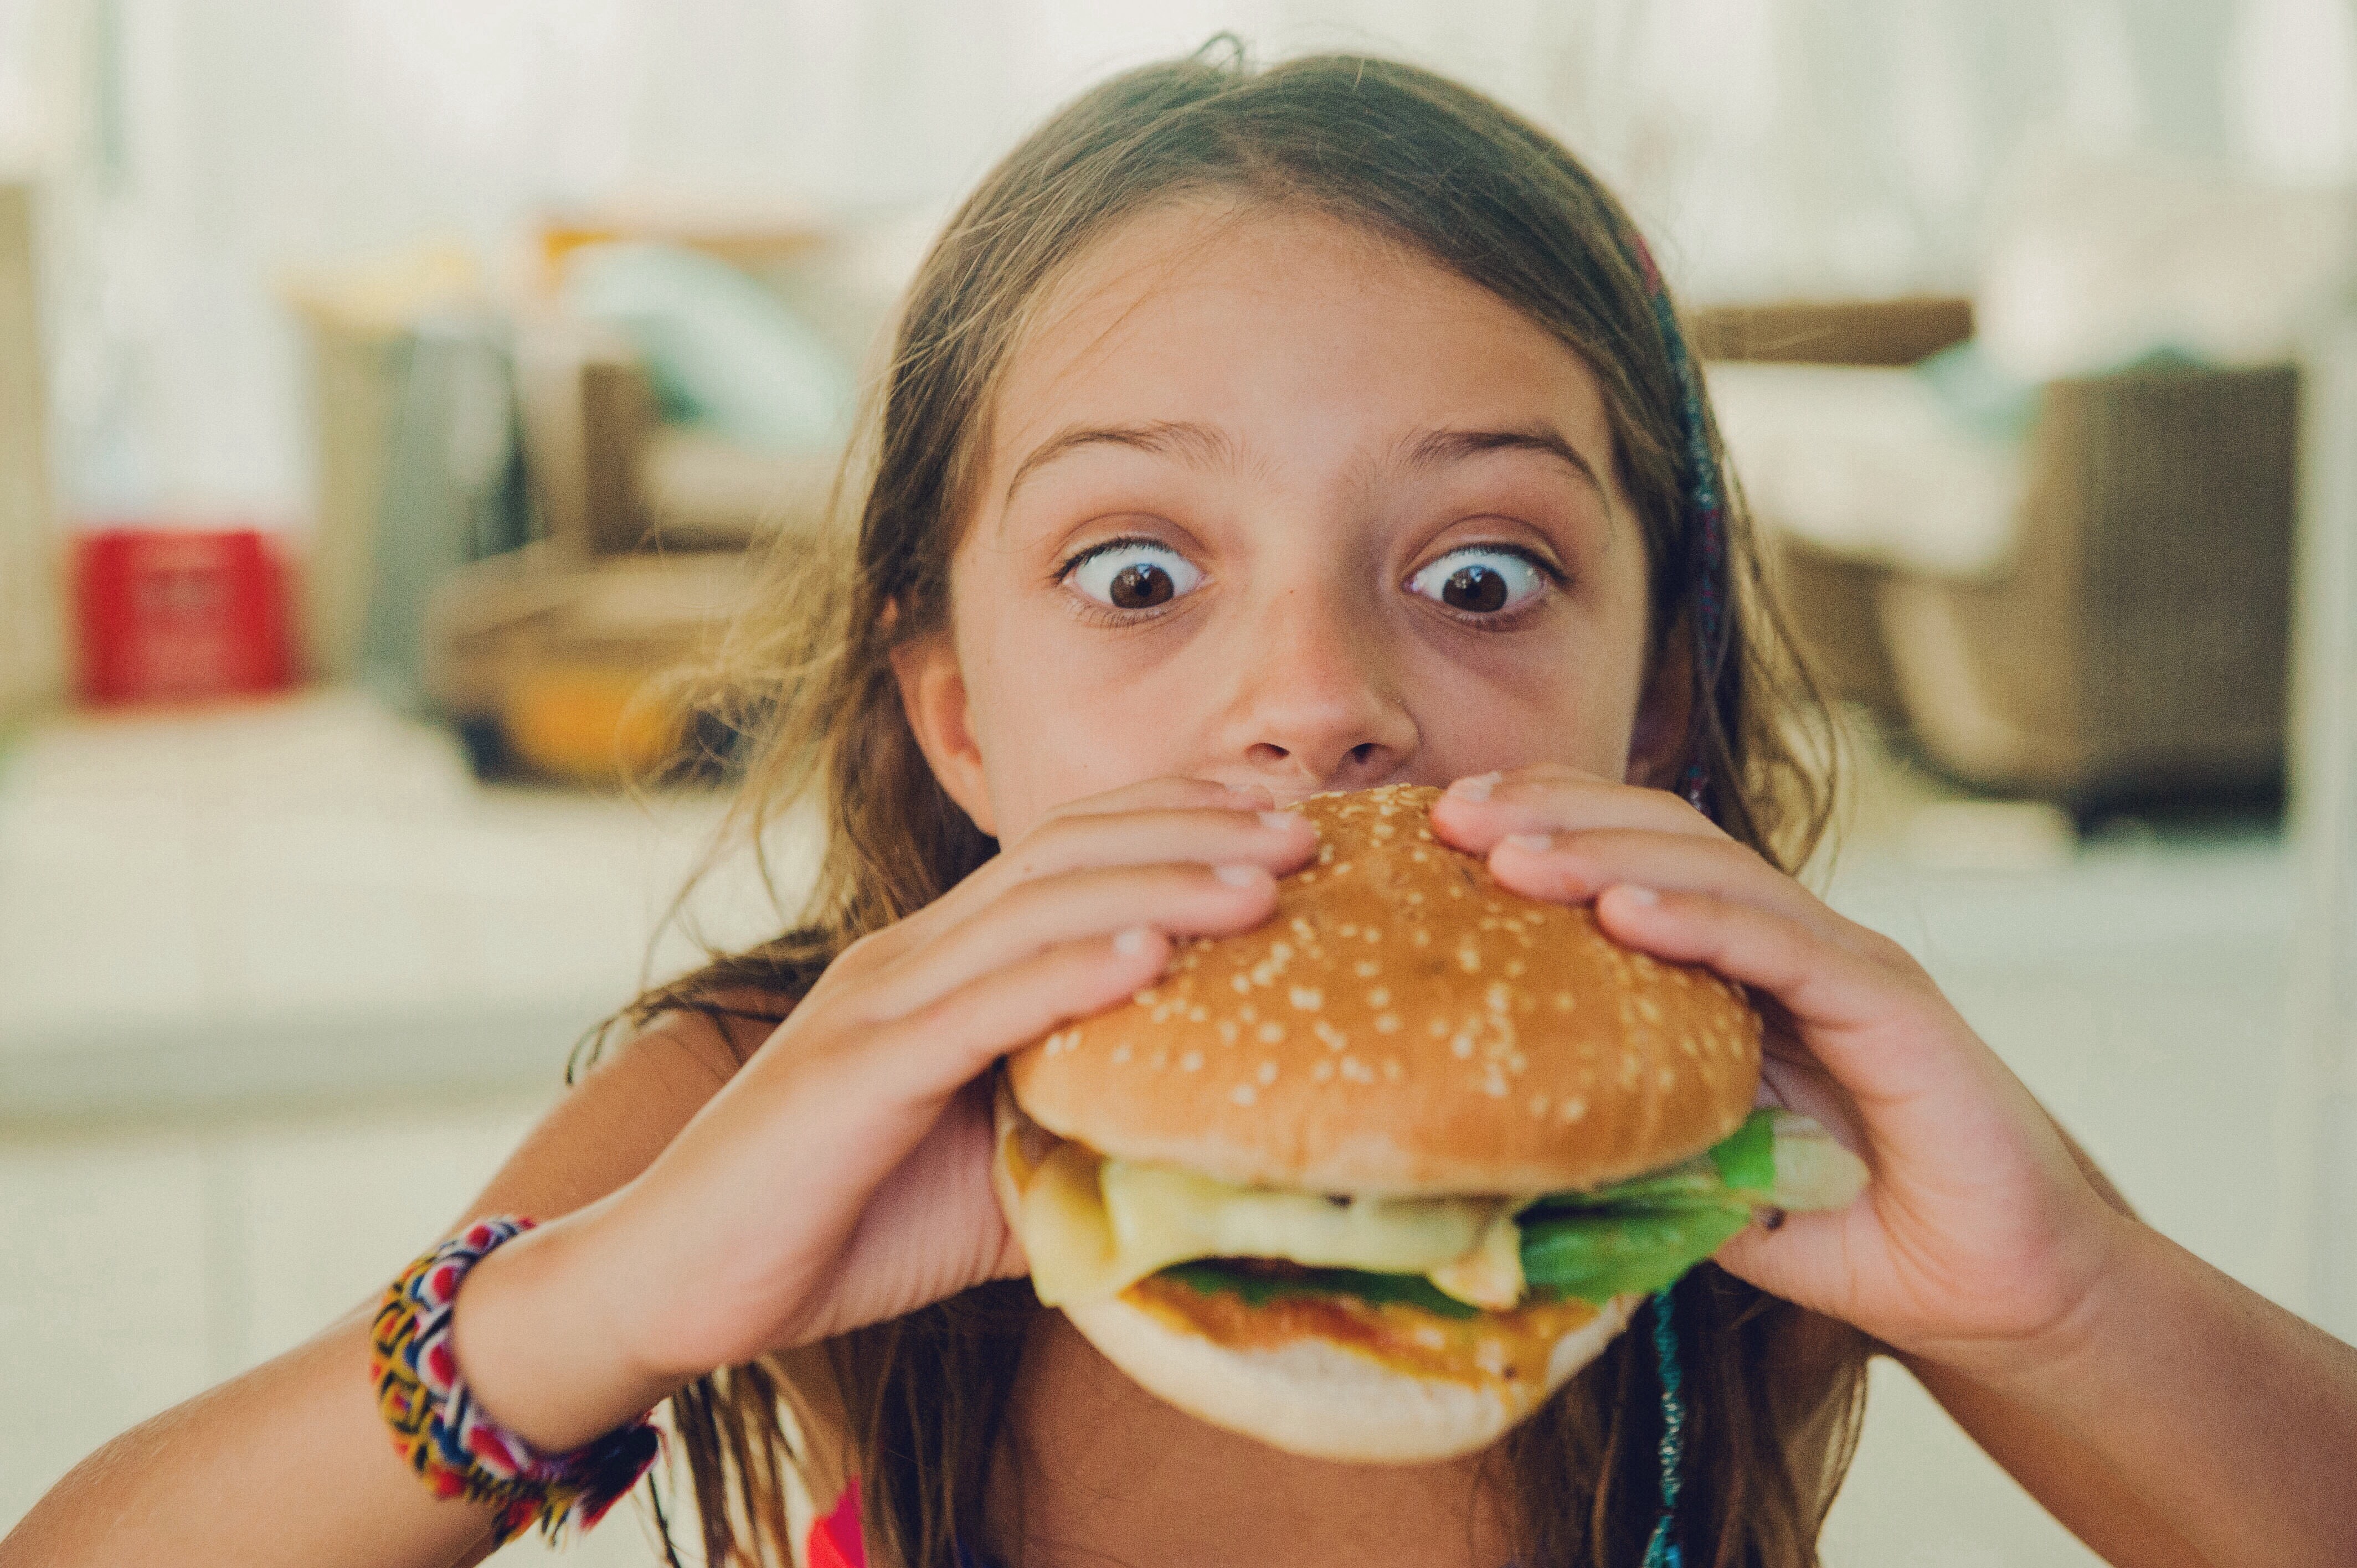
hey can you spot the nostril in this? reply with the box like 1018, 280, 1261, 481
1348, 742, 1378, 765
1247, 742, 1290, 766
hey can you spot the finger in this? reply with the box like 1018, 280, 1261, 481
1430, 766, 1720, 853
990, 804, 1315, 888
857, 782, 1298, 962
1591, 883, 1966, 1114
1486, 828, 1874, 958
855, 925, 1179, 1105
1708, 1203, 1870, 1318
860, 860, 1282, 1022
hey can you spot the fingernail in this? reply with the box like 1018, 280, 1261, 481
1449, 771, 1501, 800
1213, 863, 1265, 886
1759, 1206, 1788, 1232
1503, 832, 1553, 854
1113, 926, 1156, 956
1613, 884, 1660, 906
1258, 810, 1304, 832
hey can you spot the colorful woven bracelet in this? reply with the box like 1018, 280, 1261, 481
369, 1216, 661, 1545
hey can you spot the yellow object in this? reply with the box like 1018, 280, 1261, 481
500, 663, 682, 783
1017, 1136, 1512, 1308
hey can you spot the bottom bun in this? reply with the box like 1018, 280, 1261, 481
1062, 1287, 1638, 1464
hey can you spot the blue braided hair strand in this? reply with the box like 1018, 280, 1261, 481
1618, 233, 1724, 1567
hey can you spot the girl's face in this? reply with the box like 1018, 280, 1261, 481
900, 202, 1663, 842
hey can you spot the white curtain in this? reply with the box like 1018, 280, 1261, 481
5, 0, 2353, 520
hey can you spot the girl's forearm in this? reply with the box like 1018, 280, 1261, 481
1924, 1212, 2357, 1568
0, 1312, 500, 1568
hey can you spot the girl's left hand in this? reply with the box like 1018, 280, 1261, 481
1430, 765, 2128, 1384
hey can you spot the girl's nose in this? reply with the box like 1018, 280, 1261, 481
1219, 584, 1419, 792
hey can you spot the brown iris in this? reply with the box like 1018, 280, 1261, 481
1109, 561, 1177, 609
1440, 563, 1509, 612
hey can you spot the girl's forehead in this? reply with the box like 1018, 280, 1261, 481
976, 199, 1623, 518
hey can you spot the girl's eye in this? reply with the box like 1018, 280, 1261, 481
1407, 546, 1551, 616
1064, 541, 1203, 611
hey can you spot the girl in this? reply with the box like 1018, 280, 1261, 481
12, 48, 2356, 1568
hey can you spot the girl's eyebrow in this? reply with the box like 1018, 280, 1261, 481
1396, 425, 1605, 497
999, 418, 1604, 511
1003, 420, 1241, 506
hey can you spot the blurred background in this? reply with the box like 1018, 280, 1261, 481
3, 1, 2356, 1562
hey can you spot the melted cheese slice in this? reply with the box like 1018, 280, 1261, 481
1017, 1138, 1509, 1308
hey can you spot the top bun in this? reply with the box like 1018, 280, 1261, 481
1007, 783, 1761, 1196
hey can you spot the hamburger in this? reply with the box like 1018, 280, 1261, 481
993, 782, 1865, 1462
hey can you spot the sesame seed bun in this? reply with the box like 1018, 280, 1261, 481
1006, 782, 1762, 1196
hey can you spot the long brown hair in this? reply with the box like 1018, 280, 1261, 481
610, 43, 1861, 1568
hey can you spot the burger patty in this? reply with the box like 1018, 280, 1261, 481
1124, 1261, 1605, 1390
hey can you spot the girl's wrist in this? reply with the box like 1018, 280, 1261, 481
1895, 1204, 2148, 1409
450, 1202, 684, 1454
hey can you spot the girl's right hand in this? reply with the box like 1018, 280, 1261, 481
452, 777, 1315, 1450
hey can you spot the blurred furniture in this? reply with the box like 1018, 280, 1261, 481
423, 543, 754, 783
0, 182, 63, 720
1698, 298, 2297, 810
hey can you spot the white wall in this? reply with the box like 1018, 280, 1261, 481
6, 0, 2356, 527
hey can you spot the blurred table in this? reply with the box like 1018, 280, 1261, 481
0, 690, 785, 1122
0, 695, 2310, 1565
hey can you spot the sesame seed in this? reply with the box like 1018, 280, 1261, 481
1257, 1060, 1279, 1085
1486, 982, 1512, 1013
1558, 1096, 1588, 1122
1231, 1082, 1257, 1106
1333, 862, 1353, 876
1216, 1020, 1239, 1045
1529, 1095, 1550, 1116
1314, 1020, 1347, 1050
1239, 1004, 1258, 1023
1637, 997, 1664, 1024
1450, 1033, 1475, 1059
1375, 1013, 1401, 1033
1258, 1021, 1285, 1044
1313, 1060, 1335, 1082
1181, 1051, 1204, 1072
1427, 1018, 1449, 1038
1231, 974, 1250, 994
1188, 1006, 1208, 1022
1341, 1057, 1375, 1084
1552, 992, 1574, 1012
1339, 923, 1358, 938
1354, 960, 1380, 978
1111, 1043, 1132, 1064
1290, 986, 1323, 1011
1367, 987, 1391, 1008
1136, 988, 1161, 1007
1383, 1058, 1404, 1082
1363, 927, 1381, 942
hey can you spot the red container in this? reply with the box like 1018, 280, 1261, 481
75, 528, 295, 705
